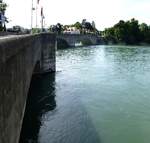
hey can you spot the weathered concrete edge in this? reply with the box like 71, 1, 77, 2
0, 33, 56, 143
0, 34, 39, 64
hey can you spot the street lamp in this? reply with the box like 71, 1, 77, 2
31, 0, 35, 33
41, 7, 45, 32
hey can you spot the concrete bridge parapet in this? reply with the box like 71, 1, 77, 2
0, 33, 56, 143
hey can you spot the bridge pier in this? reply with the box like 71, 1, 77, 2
0, 33, 56, 143
34, 33, 56, 74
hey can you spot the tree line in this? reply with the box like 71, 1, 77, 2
102, 18, 150, 45
49, 19, 99, 34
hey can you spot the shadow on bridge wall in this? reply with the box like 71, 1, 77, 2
19, 73, 56, 143
0, 33, 56, 143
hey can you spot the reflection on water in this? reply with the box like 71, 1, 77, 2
19, 73, 56, 143
20, 45, 150, 143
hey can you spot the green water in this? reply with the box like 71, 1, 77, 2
21, 45, 150, 143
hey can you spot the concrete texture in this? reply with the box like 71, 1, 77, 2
0, 33, 56, 143
57, 34, 102, 47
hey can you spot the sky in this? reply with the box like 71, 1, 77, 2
5, 0, 150, 30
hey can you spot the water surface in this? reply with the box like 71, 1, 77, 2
20, 45, 150, 143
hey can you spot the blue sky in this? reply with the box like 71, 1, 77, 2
5, 0, 150, 30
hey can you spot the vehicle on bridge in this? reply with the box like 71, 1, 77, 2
7, 26, 30, 34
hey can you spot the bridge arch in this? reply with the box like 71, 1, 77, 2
57, 34, 102, 47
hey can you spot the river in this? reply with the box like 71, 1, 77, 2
20, 45, 150, 143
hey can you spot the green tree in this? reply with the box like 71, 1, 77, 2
48, 23, 63, 34
139, 23, 150, 43
73, 22, 82, 30
103, 18, 144, 44
103, 27, 116, 43
56, 23, 62, 34
0, 0, 7, 12
127, 18, 141, 44
113, 20, 127, 43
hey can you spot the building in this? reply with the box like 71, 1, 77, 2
63, 26, 80, 34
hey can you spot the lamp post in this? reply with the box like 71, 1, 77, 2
36, 2, 38, 28
41, 7, 44, 32
31, 0, 33, 32
31, 0, 35, 33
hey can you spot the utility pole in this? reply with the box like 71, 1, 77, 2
31, 0, 33, 33
36, 2, 38, 28
41, 17, 43, 32
41, 7, 44, 32
31, 0, 35, 33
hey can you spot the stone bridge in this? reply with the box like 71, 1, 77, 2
0, 33, 101, 143
57, 34, 102, 47
0, 33, 56, 143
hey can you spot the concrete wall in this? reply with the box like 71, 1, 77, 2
40, 34, 56, 72
0, 33, 56, 143
57, 34, 102, 47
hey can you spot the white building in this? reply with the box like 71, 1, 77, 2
63, 26, 80, 34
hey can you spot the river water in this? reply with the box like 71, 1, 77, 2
20, 45, 150, 143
